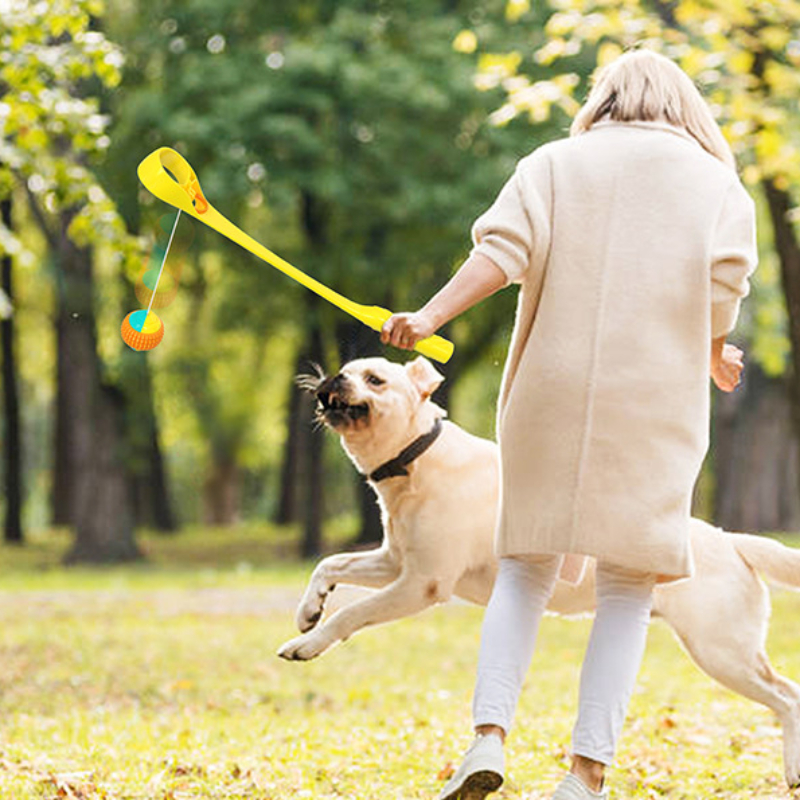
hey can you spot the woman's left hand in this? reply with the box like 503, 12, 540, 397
380, 310, 437, 351
711, 343, 745, 392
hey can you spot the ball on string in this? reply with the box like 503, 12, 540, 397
120, 310, 165, 351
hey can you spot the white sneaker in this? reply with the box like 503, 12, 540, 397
437, 733, 504, 800
551, 773, 610, 800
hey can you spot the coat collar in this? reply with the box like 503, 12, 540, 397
588, 119, 700, 147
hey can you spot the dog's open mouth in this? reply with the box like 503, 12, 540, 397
317, 390, 370, 427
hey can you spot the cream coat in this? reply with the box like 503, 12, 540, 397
470, 119, 758, 584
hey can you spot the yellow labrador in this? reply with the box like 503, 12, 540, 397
277, 356, 800, 788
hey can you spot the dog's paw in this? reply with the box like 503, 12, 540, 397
296, 594, 326, 633
277, 632, 328, 661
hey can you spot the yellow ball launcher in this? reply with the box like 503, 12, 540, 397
137, 148, 455, 364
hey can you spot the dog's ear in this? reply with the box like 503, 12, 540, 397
405, 356, 444, 400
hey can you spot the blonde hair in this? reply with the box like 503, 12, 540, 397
570, 49, 735, 169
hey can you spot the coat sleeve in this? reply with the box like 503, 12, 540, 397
710, 180, 758, 339
469, 149, 552, 285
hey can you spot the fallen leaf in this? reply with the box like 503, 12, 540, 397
437, 762, 454, 781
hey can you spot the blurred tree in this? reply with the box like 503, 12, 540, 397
0, 191, 23, 544
104, 0, 548, 551
474, 0, 800, 531
1, 0, 142, 560
121, 344, 177, 532
714, 360, 800, 530
101, 0, 303, 534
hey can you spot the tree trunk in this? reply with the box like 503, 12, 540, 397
50, 209, 141, 563
148, 414, 176, 531
713, 360, 800, 531
274, 304, 326, 556
763, 181, 800, 439
275, 348, 307, 525
763, 180, 800, 517
301, 320, 325, 558
120, 348, 177, 533
1, 195, 23, 544
202, 454, 241, 526
65, 384, 141, 563
52, 300, 76, 526
292, 190, 330, 558
130, 426, 176, 531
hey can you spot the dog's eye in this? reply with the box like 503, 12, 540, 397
365, 374, 385, 387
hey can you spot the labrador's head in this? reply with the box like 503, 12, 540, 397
298, 356, 444, 468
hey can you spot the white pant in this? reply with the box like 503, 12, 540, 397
472, 554, 655, 765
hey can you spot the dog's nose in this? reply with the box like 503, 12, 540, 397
317, 374, 346, 407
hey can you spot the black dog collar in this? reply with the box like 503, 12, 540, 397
368, 418, 444, 483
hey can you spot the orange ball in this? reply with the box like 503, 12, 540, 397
121, 310, 165, 351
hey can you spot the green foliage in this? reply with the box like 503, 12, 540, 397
0, 0, 138, 267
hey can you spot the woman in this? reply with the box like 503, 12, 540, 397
381, 49, 757, 800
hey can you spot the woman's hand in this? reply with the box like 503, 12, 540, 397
380, 310, 438, 351
711, 342, 744, 392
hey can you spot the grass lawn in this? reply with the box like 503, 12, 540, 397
0, 525, 799, 799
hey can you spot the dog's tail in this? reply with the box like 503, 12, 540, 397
732, 533, 800, 590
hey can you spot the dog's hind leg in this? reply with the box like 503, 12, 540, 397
683, 638, 800, 788
278, 571, 452, 661
294, 546, 401, 633
751, 653, 800, 789
657, 574, 800, 788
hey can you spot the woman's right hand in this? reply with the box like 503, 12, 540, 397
711, 342, 744, 392
380, 310, 438, 351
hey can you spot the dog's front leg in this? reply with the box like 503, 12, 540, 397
278, 572, 447, 661
295, 546, 401, 633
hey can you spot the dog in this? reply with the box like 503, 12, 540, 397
277, 355, 800, 788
